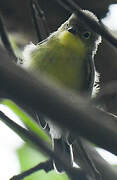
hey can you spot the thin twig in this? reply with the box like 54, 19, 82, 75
0, 111, 87, 180
30, 0, 50, 42
0, 15, 17, 62
10, 160, 53, 180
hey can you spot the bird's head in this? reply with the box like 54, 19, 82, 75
58, 10, 101, 57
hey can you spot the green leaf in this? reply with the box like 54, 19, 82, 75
1, 99, 51, 144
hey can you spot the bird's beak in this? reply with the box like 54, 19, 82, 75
68, 27, 77, 35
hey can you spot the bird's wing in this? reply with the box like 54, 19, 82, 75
85, 57, 95, 96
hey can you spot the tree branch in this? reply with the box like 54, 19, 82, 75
0, 51, 117, 156
10, 160, 53, 180
0, 111, 86, 180
30, 0, 50, 42
0, 15, 17, 62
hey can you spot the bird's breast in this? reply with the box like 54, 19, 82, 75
33, 47, 87, 92
58, 30, 86, 58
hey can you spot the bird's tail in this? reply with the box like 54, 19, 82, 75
53, 138, 72, 173
72, 138, 101, 180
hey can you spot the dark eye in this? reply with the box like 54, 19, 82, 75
82, 32, 91, 39
66, 23, 69, 28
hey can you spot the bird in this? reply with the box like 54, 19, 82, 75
22, 10, 101, 173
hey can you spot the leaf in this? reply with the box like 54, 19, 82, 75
2, 99, 51, 144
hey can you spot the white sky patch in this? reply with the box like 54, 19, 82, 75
0, 105, 24, 180
102, 4, 117, 30
96, 148, 117, 165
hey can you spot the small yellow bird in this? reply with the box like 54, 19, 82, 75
22, 10, 101, 172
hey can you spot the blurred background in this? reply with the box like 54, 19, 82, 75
0, 0, 117, 179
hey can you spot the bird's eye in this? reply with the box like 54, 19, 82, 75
66, 23, 69, 28
82, 31, 91, 39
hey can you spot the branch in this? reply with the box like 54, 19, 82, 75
10, 160, 53, 180
0, 111, 86, 180
30, 0, 50, 42
0, 51, 117, 156
0, 15, 17, 62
